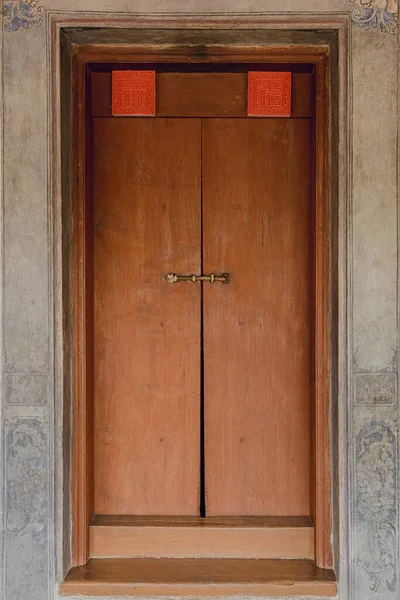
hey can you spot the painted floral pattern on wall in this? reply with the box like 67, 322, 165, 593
356, 422, 397, 593
350, 0, 398, 32
6, 418, 48, 543
3, 0, 44, 32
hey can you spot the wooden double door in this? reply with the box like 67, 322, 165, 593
93, 94, 312, 518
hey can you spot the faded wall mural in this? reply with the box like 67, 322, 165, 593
350, 0, 398, 32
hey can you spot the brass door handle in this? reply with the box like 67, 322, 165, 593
165, 273, 230, 284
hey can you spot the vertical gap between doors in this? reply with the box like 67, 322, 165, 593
200, 119, 206, 517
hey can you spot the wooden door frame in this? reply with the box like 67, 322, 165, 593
64, 34, 334, 570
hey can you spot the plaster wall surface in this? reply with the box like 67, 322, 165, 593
0, 1, 399, 600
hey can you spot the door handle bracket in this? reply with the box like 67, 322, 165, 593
165, 273, 229, 284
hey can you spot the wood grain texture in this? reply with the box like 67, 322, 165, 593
76, 41, 329, 65
313, 55, 333, 569
91, 515, 313, 526
60, 558, 337, 597
91, 72, 312, 118
71, 54, 93, 566
202, 118, 312, 516
72, 41, 333, 568
89, 516, 314, 559
92, 118, 201, 515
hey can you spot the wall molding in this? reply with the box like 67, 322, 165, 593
3, 1, 399, 33
47, 14, 350, 600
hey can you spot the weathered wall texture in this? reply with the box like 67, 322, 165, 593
0, 1, 399, 600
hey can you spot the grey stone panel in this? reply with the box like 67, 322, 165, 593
350, 19, 399, 600
5, 373, 49, 406
355, 372, 397, 406
3, 25, 49, 375
4, 411, 49, 600
351, 28, 398, 373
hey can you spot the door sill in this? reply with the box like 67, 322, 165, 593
90, 515, 315, 559
60, 558, 337, 597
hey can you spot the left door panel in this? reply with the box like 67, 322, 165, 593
92, 118, 201, 515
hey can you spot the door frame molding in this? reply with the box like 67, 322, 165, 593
60, 27, 338, 572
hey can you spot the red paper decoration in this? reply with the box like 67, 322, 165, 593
248, 72, 292, 117
112, 71, 155, 116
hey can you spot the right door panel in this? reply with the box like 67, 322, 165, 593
203, 118, 312, 516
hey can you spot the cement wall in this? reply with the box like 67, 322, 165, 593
0, 2, 399, 600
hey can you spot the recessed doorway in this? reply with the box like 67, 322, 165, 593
60, 33, 336, 597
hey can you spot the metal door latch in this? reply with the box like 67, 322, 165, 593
165, 273, 230, 284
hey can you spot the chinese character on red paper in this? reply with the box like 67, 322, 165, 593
112, 71, 155, 116
248, 72, 291, 117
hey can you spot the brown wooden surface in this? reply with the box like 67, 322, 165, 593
91, 72, 312, 118
72, 43, 332, 568
78, 42, 329, 67
202, 118, 312, 516
89, 516, 314, 559
60, 558, 337, 597
313, 54, 333, 569
91, 514, 312, 526
71, 55, 93, 566
92, 118, 201, 515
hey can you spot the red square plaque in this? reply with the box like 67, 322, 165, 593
248, 72, 291, 117
112, 71, 155, 116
